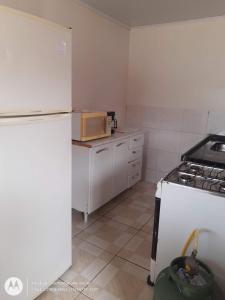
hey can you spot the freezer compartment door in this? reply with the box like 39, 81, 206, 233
0, 114, 72, 300
0, 6, 71, 115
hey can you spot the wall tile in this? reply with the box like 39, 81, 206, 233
157, 171, 168, 181
156, 130, 181, 153
144, 128, 161, 150
126, 105, 141, 128
125, 105, 225, 184
140, 106, 161, 129
144, 169, 167, 183
156, 151, 181, 173
143, 148, 158, 170
180, 133, 206, 154
160, 107, 183, 131
182, 109, 209, 134
144, 169, 159, 183
144, 129, 181, 152
207, 111, 225, 134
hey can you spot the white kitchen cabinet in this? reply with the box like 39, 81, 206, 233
128, 147, 143, 162
113, 139, 129, 197
72, 143, 114, 221
128, 159, 142, 176
90, 144, 113, 213
72, 132, 144, 222
129, 134, 144, 149
128, 171, 142, 188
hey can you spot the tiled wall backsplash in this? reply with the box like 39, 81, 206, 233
126, 105, 225, 183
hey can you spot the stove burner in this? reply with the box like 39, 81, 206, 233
179, 174, 193, 184
220, 182, 225, 193
166, 162, 225, 194
188, 165, 202, 175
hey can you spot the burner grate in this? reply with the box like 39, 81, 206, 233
166, 162, 225, 194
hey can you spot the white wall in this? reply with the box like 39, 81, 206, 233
127, 18, 225, 182
128, 17, 225, 110
0, 0, 130, 125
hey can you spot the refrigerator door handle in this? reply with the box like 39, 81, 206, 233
0, 113, 71, 126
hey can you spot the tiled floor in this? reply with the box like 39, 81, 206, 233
36, 181, 156, 300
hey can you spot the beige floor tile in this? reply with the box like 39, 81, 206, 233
117, 187, 136, 199
141, 217, 154, 235
60, 238, 113, 292
77, 217, 137, 255
123, 191, 155, 212
35, 280, 79, 300
93, 188, 137, 218
83, 257, 154, 300
118, 231, 152, 270
72, 189, 135, 236
77, 293, 91, 300
133, 181, 156, 194
93, 194, 127, 216
72, 210, 100, 236
105, 202, 152, 229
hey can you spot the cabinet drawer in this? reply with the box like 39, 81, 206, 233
128, 172, 141, 188
128, 159, 142, 176
129, 134, 144, 149
128, 147, 143, 162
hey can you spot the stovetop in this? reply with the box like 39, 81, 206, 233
165, 162, 225, 195
182, 135, 225, 169
164, 134, 225, 195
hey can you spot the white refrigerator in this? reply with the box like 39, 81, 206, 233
0, 6, 72, 300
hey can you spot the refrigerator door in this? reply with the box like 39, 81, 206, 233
0, 114, 72, 300
0, 6, 72, 116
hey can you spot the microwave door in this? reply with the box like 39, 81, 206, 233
82, 115, 107, 141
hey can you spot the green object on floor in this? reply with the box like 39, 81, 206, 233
153, 267, 223, 300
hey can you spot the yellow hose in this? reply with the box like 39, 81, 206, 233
181, 229, 199, 256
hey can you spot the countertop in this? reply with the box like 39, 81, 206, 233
72, 129, 144, 148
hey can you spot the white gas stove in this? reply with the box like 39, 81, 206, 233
148, 135, 225, 296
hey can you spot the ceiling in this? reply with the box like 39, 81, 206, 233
79, 0, 225, 27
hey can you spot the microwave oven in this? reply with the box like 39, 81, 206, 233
72, 111, 112, 141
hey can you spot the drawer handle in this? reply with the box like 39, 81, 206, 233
96, 148, 108, 154
132, 151, 137, 154
134, 138, 140, 142
116, 142, 125, 147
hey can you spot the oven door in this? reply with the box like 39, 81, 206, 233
81, 112, 110, 141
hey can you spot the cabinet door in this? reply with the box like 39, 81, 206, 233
113, 140, 129, 197
90, 144, 113, 213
